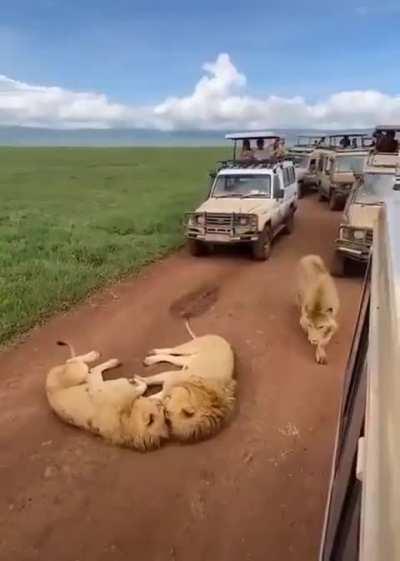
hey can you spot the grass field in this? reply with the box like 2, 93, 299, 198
0, 147, 229, 344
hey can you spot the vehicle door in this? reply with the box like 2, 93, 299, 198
282, 165, 296, 214
315, 151, 325, 188
324, 155, 335, 197
272, 173, 284, 229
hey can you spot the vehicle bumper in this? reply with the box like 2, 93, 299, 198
303, 174, 318, 188
186, 230, 260, 244
332, 186, 351, 199
335, 241, 371, 263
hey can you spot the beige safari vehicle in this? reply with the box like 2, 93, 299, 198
287, 136, 326, 197
315, 136, 369, 211
331, 125, 400, 276
185, 132, 298, 261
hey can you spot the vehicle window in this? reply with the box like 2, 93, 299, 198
212, 174, 271, 198
325, 158, 333, 174
335, 155, 366, 174
273, 174, 281, 195
290, 166, 295, 183
283, 168, 290, 187
309, 158, 316, 171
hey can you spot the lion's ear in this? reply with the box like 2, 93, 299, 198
145, 413, 155, 426
181, 407, 195, 418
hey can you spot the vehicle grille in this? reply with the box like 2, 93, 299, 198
205, 213, 233, 226
366, 230, 373, 245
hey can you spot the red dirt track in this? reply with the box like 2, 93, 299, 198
0, 196, 362, 561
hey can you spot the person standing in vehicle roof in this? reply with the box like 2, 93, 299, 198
239, 139, 254, 160
340, 135, 351, 148
377, 130, 399, 153
254, 138, 272, 160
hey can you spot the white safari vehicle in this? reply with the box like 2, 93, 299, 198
185, 132, 298, 260
331, 125, 400, 276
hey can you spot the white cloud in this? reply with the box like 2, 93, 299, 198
1, 53, 400, 130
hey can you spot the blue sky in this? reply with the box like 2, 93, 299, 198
0, 0, 399, 129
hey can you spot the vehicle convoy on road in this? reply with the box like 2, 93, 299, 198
185, 132, 298, 260
331, 125, 400, 276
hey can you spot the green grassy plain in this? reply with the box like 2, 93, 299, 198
0, 147, 229, 344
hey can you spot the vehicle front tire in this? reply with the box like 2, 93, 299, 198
283, 211, 295, 234
187, 239, 208, 257
331, 251, 348, 277
329, 191, 344, 211
252, 226, 272, 261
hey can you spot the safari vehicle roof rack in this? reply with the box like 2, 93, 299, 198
217, 156, 291, 169
215, 159, 292, 176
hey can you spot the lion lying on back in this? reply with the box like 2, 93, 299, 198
46, 342, 168, 451
135, 322, 236, 442
297, 255, 339, 365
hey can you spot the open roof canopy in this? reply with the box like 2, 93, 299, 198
375, 125, 400, 132
225, 131, 280, 140
328, 133, 369, 139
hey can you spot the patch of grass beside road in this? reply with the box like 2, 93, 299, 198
0, 147, 228, 343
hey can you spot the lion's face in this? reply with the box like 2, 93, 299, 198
164, 381, 234, 442
127, 397, 169, 451
304, 314, 337, 346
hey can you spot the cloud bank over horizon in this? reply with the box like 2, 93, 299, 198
1, 53, 400, 130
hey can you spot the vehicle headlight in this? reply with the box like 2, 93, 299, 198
195, 214, 205, 225
340, 227, 352, 240
353, 229, 366, 240
235, 215, 257, 228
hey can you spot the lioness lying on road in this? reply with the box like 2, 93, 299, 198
297, 254, 339, 365
135, 322, 236, 442
46, 342, 169, 451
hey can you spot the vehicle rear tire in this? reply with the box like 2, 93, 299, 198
283, 211, 295, 234
252, 226, 272, 261
187, 239, 208, 257
329, 191, 344, 211
331, 251, 348, 277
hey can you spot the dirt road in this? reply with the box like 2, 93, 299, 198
0, 196, 362, 561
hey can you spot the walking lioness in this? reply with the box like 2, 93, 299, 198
297, 255, 339, 365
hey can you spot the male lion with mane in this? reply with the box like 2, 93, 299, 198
135, 322, 236, 442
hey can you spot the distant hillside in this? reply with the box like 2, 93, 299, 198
0, 126, 371, 147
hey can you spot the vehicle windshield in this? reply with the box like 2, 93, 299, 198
335, 155, 365, 174
356, 173, 394, 201
290, 154, 309, 167
212, 174, 271, 198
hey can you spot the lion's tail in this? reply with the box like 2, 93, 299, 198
185, 319, 196, 339
56, 340, 76, 359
